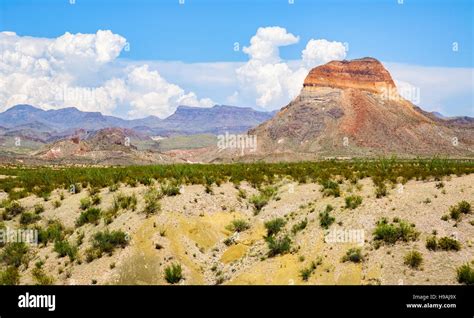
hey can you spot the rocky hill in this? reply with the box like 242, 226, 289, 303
247, 58, 474, 158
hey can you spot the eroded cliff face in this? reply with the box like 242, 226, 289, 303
303, 57, 396, 94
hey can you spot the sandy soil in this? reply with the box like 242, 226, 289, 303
1, 174, 473, 285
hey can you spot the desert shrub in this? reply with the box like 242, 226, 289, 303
264, 218, 286, 237
3, 201, 25, 219
345, 195, 363, 209
449, 201, 471, 221
108, 183, 119, 192
33, 204, 44, 214
76, 207, 101, 226
7, 189, 28, 201
164, 263, 183, 284
300, 261, 317, 281
160, 182, 181, 196
223, 237, 235, 246
91, 194, 101, 206
92, 230, 128, 255
456, 201, 471, 214
37, 220, 64, 245
115, 193, 137, 211
435, 182, 444, 189
319, 205, 335, 229
342, 248, 364, 263
266, 235, 292, 257
0, 266, 20, 285
260, 185, 278, 198
204, 183, 213, 194
438, 236, 461, 251
404, 250, 423, 269
88, 186, 101, 196
0, 242, 28, 267
426, 235, 438, 251
32, 264, 54, 285
456, 263, 474, 285
237, 189, 247, 199
320, 180, 340, 197
375, 183, 388, 198
85, 247, 102, 263
80, 197, 91, 210
19, 212, 40, 225
226, 219, 250, 232
53, 239, 78, 261
249, 194, 268, 215
292, 219, 308, 234
373, 218, 419, 244
53, 200, 61, 209
143, 188, 162, 216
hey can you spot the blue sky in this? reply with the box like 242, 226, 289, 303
0, 0, 472, 117
1, 0, 472, 66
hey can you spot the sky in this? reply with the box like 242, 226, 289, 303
0, 0, 472, 118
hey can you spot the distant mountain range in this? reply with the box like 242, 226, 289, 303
0, 104, 275, 142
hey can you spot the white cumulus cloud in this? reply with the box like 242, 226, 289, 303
236, 27, 347, 110
302, 39, 347, 68
0, 31, 213, 118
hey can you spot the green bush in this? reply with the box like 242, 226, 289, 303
53, 239, 78, 261
160, 182, 181, 196
404, 250, 423, 269
91, 194, 101, 205
264, 218, 286, 237
226, 219, 250, 232
33, 204, 44, 214
345, 195, 362, 209
143, 188, 162, 216
115, 193, 137, 211
373, 218, 419, 244
375, 183, 388, 198
3, 201, 25, 219
164, 263, 183, 284
76, 207, 101, 226
260, 185, 278, 198
19, 212, 40, 225
342, 248, 364, 263
266, 235, 292, 257
456, 263, 474, 285
320, 180, 340, 197
249, 194, 268, 215
0, 242, 29, 267
0, 266, 20, 285
300, 261, 318, 281
32, 266, 54, 285
449, 201, 471, 221
292, 219, 308, 234
237, 189, 247, 199
438, 236, 461, 251
426, 235, 438, 251
319, 205, 335, 229
37, 220, 64, 245
92, 230, 128, 255
80, 197, 91, 210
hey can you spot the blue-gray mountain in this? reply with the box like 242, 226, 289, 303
0, 104, 275, 142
